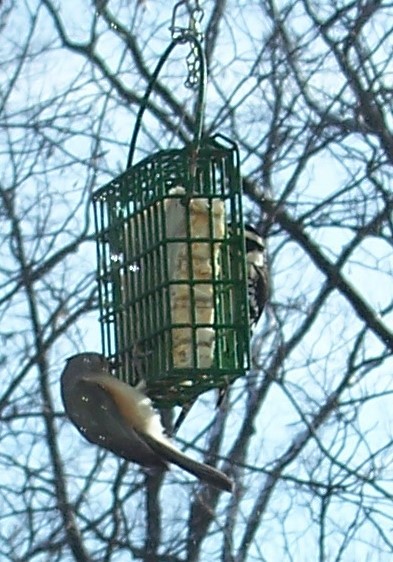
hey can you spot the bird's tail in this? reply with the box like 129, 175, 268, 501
142, 433, 234, 493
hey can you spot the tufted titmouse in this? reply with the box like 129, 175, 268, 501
60, 352, 233, 492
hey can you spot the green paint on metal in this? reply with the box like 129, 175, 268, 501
93, 136, 249, 407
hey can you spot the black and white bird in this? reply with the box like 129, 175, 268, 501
244, 224, 269, 334
172, 222, 269, 433
212, 223, 269, 410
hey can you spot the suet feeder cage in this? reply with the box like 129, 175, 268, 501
92, 34, 250, 408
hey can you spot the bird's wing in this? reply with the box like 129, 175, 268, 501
63, 377, 167, 469
81, 374, 234, 492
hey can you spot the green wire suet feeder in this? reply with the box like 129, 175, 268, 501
93, 34, 250, 408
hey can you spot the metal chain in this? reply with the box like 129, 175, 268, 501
170, 0, 204, 89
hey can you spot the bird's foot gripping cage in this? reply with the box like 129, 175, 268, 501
92, 37, 250, 408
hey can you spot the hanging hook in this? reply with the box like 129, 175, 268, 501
170, 0, 205, 89
170, 1, 190, 41
170, 0, 204, 41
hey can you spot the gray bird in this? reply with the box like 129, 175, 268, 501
60, 352, 233, 492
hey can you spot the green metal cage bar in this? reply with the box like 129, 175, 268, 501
92, 135, 250, 408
